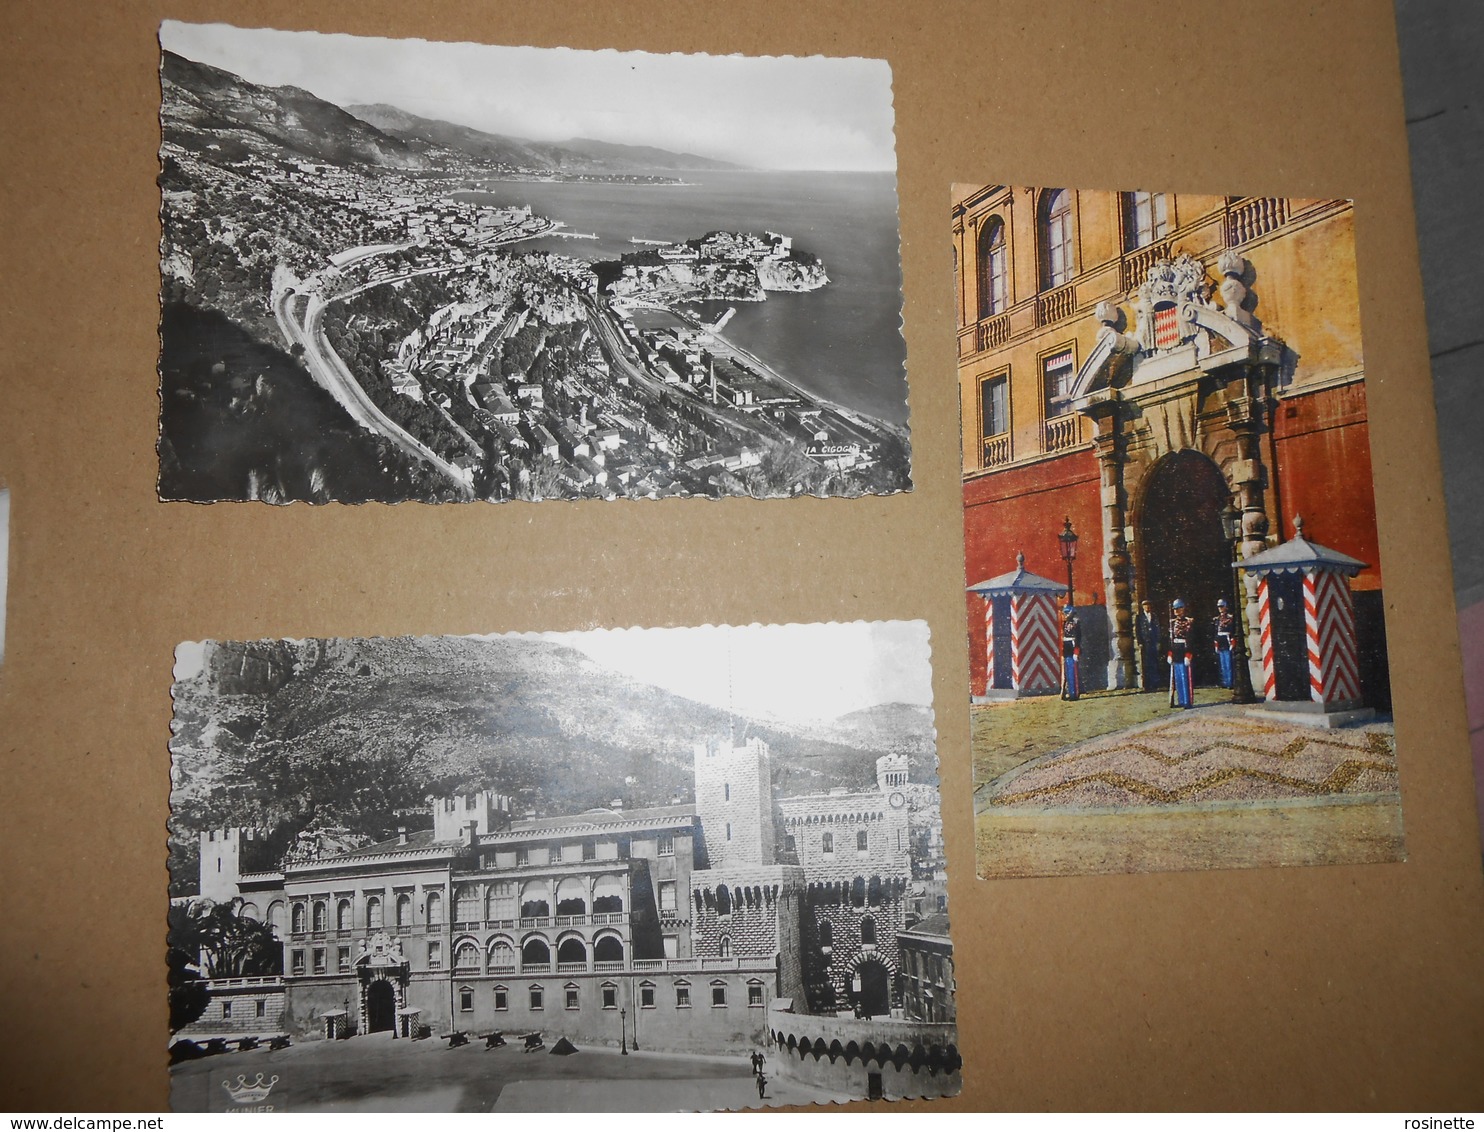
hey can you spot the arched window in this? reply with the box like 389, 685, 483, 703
239, 902, 260, 922
521, 881, 551, 919
821, 832, 834, 855
488, 938, 516, 972
860, 915, 877, 945
1124, 191, 1170, 251
454, 884, 479, 923
1040, 190, 1074, 289
311, 902, 327, 932
487, 882, 516, 922
426, 890, 443, 926
719, 935, 732, 958
555, 878, 587, 917
716, 885, 732, 916
593, 876, 624, 914
857, 829, 869, 852
818, 920, 833, 948
338, 899, 353, 932
594, 935, 625, 964
454, 940, 481, 972
557, 937, 587, 965
291, 903, 306, 934
366, 896, 383, 931
267, 901, 287, 938
978, 218, 1008, 317
521, 936, 551, 966
395, 894, 411, 929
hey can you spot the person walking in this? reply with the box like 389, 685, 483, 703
1168, 598, 1195, 708
757, 1072, 768, 1100
1060, 603, 1082, 701
1212, 598, 1236, 689
1135, 599, 1162, 692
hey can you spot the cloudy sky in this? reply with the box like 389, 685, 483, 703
160, 21, 896, 172
530, 621, 933, 725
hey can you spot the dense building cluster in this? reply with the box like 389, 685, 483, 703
186, 737, 950, 1052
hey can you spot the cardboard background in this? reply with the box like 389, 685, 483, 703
1, 0, 1481, 1111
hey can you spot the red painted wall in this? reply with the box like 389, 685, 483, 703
1271, 382, 1382, 591
962, 450, 1101, 695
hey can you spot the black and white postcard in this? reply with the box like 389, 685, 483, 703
167, 623, 957, 1111
157, 23, 911, 503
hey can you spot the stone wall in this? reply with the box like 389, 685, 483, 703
766, 1002, 961, 1102
180, 979, 286, 1036
271, 966, 781, 1054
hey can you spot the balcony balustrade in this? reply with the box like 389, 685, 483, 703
1042, 415, 1079, 453
1120, 241, 1171, 293
981, 435, 1011, 469
1226, 197, 1289, 246
1036, 283, 1077, 326
976, 313, 1011, 352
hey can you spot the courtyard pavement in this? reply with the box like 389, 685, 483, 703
973, 691, 1404, 877
171, 1032, 849, 1113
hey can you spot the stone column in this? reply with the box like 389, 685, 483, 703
1223, 369, 1272, 690
1086, 391, 1136, 689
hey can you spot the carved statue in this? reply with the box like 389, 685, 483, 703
1217, 250, 1259, 331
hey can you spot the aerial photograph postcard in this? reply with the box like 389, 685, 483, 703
157, 22, 911, 503
167, 622, 958, 1111
951, 185, 1402, 878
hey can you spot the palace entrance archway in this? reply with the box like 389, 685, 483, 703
366, 980, 396, 1034
1137, 451, 1231, 687
852, 958, 892, 1019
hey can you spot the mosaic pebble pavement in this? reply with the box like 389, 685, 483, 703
983, 708, 1398, 810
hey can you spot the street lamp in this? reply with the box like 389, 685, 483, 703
1220, 498, 1257, 705
1057, 517, 1079, 606
620, 1007, 628, 1055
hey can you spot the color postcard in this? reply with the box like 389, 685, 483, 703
953, 185, 1402, 877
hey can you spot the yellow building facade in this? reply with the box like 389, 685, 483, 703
953, 187, 1384, 699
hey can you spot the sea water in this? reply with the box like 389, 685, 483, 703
455, 171, 909, 426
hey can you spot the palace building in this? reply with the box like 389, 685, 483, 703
953, 187, 1388, 700
189, 737, 938, 1052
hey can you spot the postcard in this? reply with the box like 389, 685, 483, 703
157, 23, 911, 503
953, 186, 1402, 877
167, 623, 957, 1110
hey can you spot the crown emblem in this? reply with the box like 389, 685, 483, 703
221, 1073, 279, 1105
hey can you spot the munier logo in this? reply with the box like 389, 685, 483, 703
221, 1073, 279, 1109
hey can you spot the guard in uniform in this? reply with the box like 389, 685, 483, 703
1212, 598, 1236, 689
1060, 603, 1081, 701
1134, 599, 1161, 692
1168, 598, 1195, 709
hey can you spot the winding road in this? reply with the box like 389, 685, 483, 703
272, 266, 476, 498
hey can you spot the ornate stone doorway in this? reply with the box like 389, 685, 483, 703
366, 980, 396, 1034
852, 958, 892, 1018
1137, 450, 1232, 687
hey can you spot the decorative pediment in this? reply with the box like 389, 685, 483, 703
1135, 253, 1211, 353
1070, 252, 1267, 401
354, 930, 407, 968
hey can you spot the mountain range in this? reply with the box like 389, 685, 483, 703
347, 103, 739, 173
162, 50, 741, 174
168, 635, 935, 888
